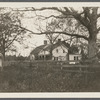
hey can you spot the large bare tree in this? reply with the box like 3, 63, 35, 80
15, 7, 100, 59
30, 7, 100, 59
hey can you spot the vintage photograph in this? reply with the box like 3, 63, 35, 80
0, 3, 100, 93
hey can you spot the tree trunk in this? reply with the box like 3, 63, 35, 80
88, 12, 98, 59
88, 40, 97, 59
2, 39, 5, 60
88, 31, 97, 59
50, 44, 53, 60
2, 49, 5, 60
84, 7, 98, 59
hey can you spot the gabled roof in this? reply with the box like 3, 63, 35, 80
30, 41, 70, 56
43, 41, 70, 51
30, 45, 46, 56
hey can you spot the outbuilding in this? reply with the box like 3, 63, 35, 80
69, 54, 82, 64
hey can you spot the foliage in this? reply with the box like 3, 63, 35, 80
5, 55, 28, 61
68, 45, 79, 54
0, 61, 100, 92
29, 7, 100, 59
0, 8, 26, 58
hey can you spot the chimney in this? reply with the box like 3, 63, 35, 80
58, 39, 61, 43
44, 40, 47, 45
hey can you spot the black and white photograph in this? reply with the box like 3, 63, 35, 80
0, 2, 100, 95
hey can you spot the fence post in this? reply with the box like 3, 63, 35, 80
85, 66, 88, 85
0, 53, 3, 71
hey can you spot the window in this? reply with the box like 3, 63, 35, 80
42, 56, 44, 59
54, 57, 58, 61
74, 56, 76, 60
74, 56, 78, 61
56, 49, 58, 53
63, 50, 65, 53
56, 57, 58, 61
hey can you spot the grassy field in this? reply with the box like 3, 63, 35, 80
0, 61, 100, 92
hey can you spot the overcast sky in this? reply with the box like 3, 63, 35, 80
3, 3, 100, 56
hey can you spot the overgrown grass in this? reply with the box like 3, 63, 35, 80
0, 61, 100, 92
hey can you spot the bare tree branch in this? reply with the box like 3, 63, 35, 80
36, 15, 73, 20
6, 30, 25, 49
14, 23, 88, 40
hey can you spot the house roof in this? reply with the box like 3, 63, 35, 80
30, 41, 70, 56
69, 54, 82, 55
54, 41, 70, 49
43, 41, 70, 51
30, 45, 46, 56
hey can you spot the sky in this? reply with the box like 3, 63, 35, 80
15, 11, 50, 56
3, 3, 100, 56
9, 7, 60, 56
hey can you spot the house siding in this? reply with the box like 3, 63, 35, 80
38, 50, 50, 55
52, 45, 68, 61
69, 54, 82, 61
69, 54, 82, 64
30, 41, 70, 61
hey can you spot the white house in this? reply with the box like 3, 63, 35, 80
30, 39, 83, 63
69, 54, 82, 64
39, 39, 70, 61
38, 45, 51, 60
30, 39, 70, 61
52, 44, 69, 61
29, 40, 48, 60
